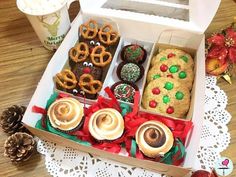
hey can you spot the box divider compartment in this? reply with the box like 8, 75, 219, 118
52, 15, 122, 105
140, 43, 196, 121
101, 38, 155, 106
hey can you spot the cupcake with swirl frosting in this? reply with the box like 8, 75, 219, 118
135, 120, 174, 158
47, 97, 84, 132
88, 108, 124, 141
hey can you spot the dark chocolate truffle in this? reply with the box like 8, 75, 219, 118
118, 62, 143, 83
121, 44, 147, 64
112, 82, 138, 103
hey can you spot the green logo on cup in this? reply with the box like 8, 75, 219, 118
38, 12, 60, 37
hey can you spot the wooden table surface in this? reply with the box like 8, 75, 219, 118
0, 0, 235, 176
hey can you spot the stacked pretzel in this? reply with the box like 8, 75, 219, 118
54, 19, 119, 99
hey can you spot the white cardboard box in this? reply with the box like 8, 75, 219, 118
22, 0, 221, 176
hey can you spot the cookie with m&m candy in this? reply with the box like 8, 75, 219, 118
147, 58, 194, 90
142, 78, 190, 118
151, 49, 194, 68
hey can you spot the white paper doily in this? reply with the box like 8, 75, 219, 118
37, 76, 231, 177
195, 76, 231, 171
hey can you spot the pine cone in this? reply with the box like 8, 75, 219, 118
0, 105, 28, 135
4, 132, 36, 163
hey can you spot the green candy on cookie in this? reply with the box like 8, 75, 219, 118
175, 91, 184, 100
169, 65, 179, 73
179, 71, 187, 79
153, 74, 161, 79
163, 95, 170, 104
180, 55, 188, 63
164, 82, 174, 90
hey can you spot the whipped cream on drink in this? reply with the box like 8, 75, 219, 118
17, 0, 66, 15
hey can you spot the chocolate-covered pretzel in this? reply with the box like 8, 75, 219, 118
78, 74, 102, 94
69, 42, 89, 63
80, 19, 98, 39
98, 24, 119, 45
55, 69, 77, 90
90, 45, 112, 67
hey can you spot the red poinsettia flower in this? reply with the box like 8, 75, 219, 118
207, 27, 236, 63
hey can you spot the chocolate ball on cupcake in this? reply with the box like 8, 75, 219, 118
88, 108, 124, 141
47, 97, 84, 132
117, 62, 144, 83
111, 81, 139, 103
135, 120, 174, 158
121, 44, 147, 64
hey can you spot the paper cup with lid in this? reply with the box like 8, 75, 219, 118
17, 0, 78, 50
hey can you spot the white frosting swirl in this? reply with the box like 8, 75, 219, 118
47, 97, 84, 131
89, 108, 124, 140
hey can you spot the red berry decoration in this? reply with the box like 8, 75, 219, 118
160, 64, 168, 72
149, 100, 157, 108
191, 170, 218, 177
167, 53, 176, 58
166, 106, 174, 114
152, 88, 160, 95
167, 74, 173, 78
83, 67, 91, 74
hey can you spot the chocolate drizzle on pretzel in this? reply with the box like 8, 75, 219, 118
69, 42, 89, 63
55, 69, 77, 90
80, 20, 98, 39
90, 45, 112, 67
98, 24, 119, 45
78, 74, 102, 95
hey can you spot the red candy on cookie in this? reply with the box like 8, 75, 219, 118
167, 74, 173, 78
166, 106, 174, 114
152, 88, 161, 95
142, 71, 191, 118
167, 53, 176, 58
160, 64, 168, 72
149, 100, 157, 108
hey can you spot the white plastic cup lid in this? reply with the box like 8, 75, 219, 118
16, 0, 67, 16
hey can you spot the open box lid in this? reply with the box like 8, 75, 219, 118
79, 0, 221, 34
